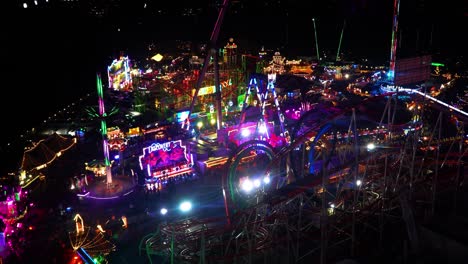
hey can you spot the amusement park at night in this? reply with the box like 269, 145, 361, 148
3, 0, 468, 263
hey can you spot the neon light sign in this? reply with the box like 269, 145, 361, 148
149, 142, 172, 152
139, 140, 192, 177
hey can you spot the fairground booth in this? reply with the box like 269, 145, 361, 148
139, 139, 195, 192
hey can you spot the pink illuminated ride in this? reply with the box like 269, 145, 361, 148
139, 139, 195, 192
226, 74, 289, 149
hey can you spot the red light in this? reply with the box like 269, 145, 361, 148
74, 256, 78, 260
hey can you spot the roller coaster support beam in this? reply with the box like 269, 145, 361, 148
222, 188, 231, 226
431, 112, 443, 216
351, 108, 358, 256
379, 95, 395, 248
171, 224, 174, 264
454, 122, 465, 214
320, 148, 328, 264
200, 225, 206, 264
399, 190, 420, 255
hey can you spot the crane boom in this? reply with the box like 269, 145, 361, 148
187, 0, 231, 129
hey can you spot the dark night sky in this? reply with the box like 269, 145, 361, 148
1, 0, 467, 150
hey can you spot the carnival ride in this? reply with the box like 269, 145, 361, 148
141, 87, 468, 263
137, 0, 468, 261
86, 74, 119, 187
225, 74, 289, 149
69, 214, 116, 263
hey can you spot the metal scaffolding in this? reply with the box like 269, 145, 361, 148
140, 91, 467, 263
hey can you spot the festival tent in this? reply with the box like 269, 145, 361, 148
20, 133, 77, 172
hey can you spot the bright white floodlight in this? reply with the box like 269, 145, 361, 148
160, 208, 168, 215
179, 201, 192, 212
253, 179, 261, 188
241, 129, 250, 138
366, 143, 376, 151
356, 179, 362, 186
263, 176, 270, 184
241, 179, 253, 192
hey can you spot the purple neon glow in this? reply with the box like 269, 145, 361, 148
267, 74, 286, 136
77, 190, 134, 200
139, 139, 191, 177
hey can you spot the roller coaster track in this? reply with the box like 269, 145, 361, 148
143, 89, 468, 263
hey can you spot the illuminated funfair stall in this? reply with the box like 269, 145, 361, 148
107, 127, 127, 152
184, 79, 235, 130
107, 56, 132, 91
139, 140, 194, 192
227, 74, 289, 148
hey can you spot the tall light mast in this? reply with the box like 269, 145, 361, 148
312, 18, 320, 62
96, 74, 113, 186
388, 0, 401, 83
336, 20, 346, 62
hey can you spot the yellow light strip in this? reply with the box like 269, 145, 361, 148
24, 137, 77, 171
204, 154, 257, 168
21, 174, 42, 188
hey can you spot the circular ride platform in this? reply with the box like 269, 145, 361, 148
78, 174, 136, 200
